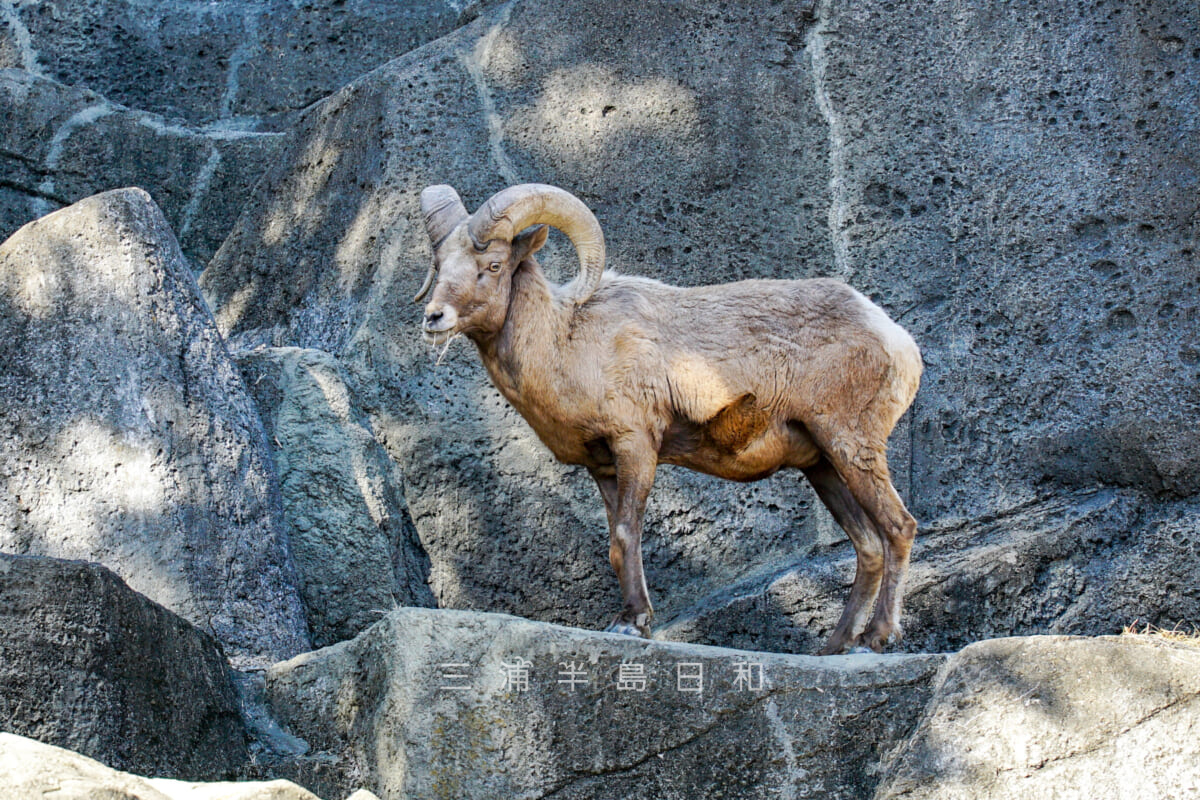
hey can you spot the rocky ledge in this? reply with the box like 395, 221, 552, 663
257, 608, 1200, 800
2, 548, 1198, 799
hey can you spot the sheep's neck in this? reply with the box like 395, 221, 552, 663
472, 258, 570, 405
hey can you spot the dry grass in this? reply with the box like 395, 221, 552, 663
1121, 621, 1200, 645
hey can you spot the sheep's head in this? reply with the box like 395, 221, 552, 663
416, 184, 606, 344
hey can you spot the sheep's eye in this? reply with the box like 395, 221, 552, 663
488, 261, 502, 273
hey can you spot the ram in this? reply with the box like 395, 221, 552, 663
415, 183, 922, 654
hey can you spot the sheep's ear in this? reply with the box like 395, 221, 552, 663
511, 224, 549, 263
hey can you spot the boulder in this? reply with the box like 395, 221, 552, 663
0, 0, 496, 126
0, 555, 246, 780
199, 0, 1200, 648
263, 607, 947, 800
0, 189, 309, 666
658, 489, 1200, 655
0, 733, 325, 800
237, 346, 435, 648
875, 635, 1200, 799
0, 68, 281, 271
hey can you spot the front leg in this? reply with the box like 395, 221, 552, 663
589, 433, 657, 638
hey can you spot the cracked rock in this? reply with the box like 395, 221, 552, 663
0, 68, 281, 271
0, 0, 499, 127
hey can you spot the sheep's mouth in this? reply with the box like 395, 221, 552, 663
421, 317, 462, 347
422, 327, 456, 346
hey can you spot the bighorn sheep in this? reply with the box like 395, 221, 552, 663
416, 183, 922, 654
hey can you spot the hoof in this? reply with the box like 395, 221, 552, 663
849, 646, 874, 655
605, 612, 652, 638
862, 622, 902, 653
817, 632, 859, 656
605, 622, 643, 637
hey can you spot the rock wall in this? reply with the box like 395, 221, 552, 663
0, 189, 310, 666
0, 0, 495, 270
0, 0, 493, 127
0, 68, 281, 271
811, 0, 1200, 520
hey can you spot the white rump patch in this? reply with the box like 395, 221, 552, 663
852, 289, 917, 358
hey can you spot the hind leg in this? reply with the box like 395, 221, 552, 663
803, 457, 887, 655
828, 448, 917, 652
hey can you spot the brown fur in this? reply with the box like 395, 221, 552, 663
420, 198, 922, 653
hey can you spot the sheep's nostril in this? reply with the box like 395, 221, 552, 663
423, 306, 456, 335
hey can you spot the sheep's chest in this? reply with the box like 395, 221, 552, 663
485, 366, 594, 466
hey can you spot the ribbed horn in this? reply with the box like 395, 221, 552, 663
421, 185, 468, 247
467, 184, 606, 306
416, 185, 469, 302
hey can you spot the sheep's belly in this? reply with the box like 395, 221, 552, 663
661, 419, 821, 482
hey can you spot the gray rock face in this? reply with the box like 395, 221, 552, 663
0, 555, 247, 780
0, 732, 326, 800
0, 68, 282, 271
0, 0, 493, 127
658, 489, 1200, 655
808, 1, 1200, 520
264, 607, 946, 800
237, 346, 435, 648
0, 188, 309, 666
875, 635, 1200, 799
199, 0, 1200, 649
202, 0, 842, 637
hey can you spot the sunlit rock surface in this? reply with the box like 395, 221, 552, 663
237, 346, 436, 648
263, 607, 946, 800
0, 555, 247, 780
0, 732, 328, 800
875, 636, 1200, 800
0, 189, 309, 666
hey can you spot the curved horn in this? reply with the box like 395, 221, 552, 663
413, 263, 437, 304
421, 185, 468, 247
415, 185, 469, 303
468, 183, 606, 306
